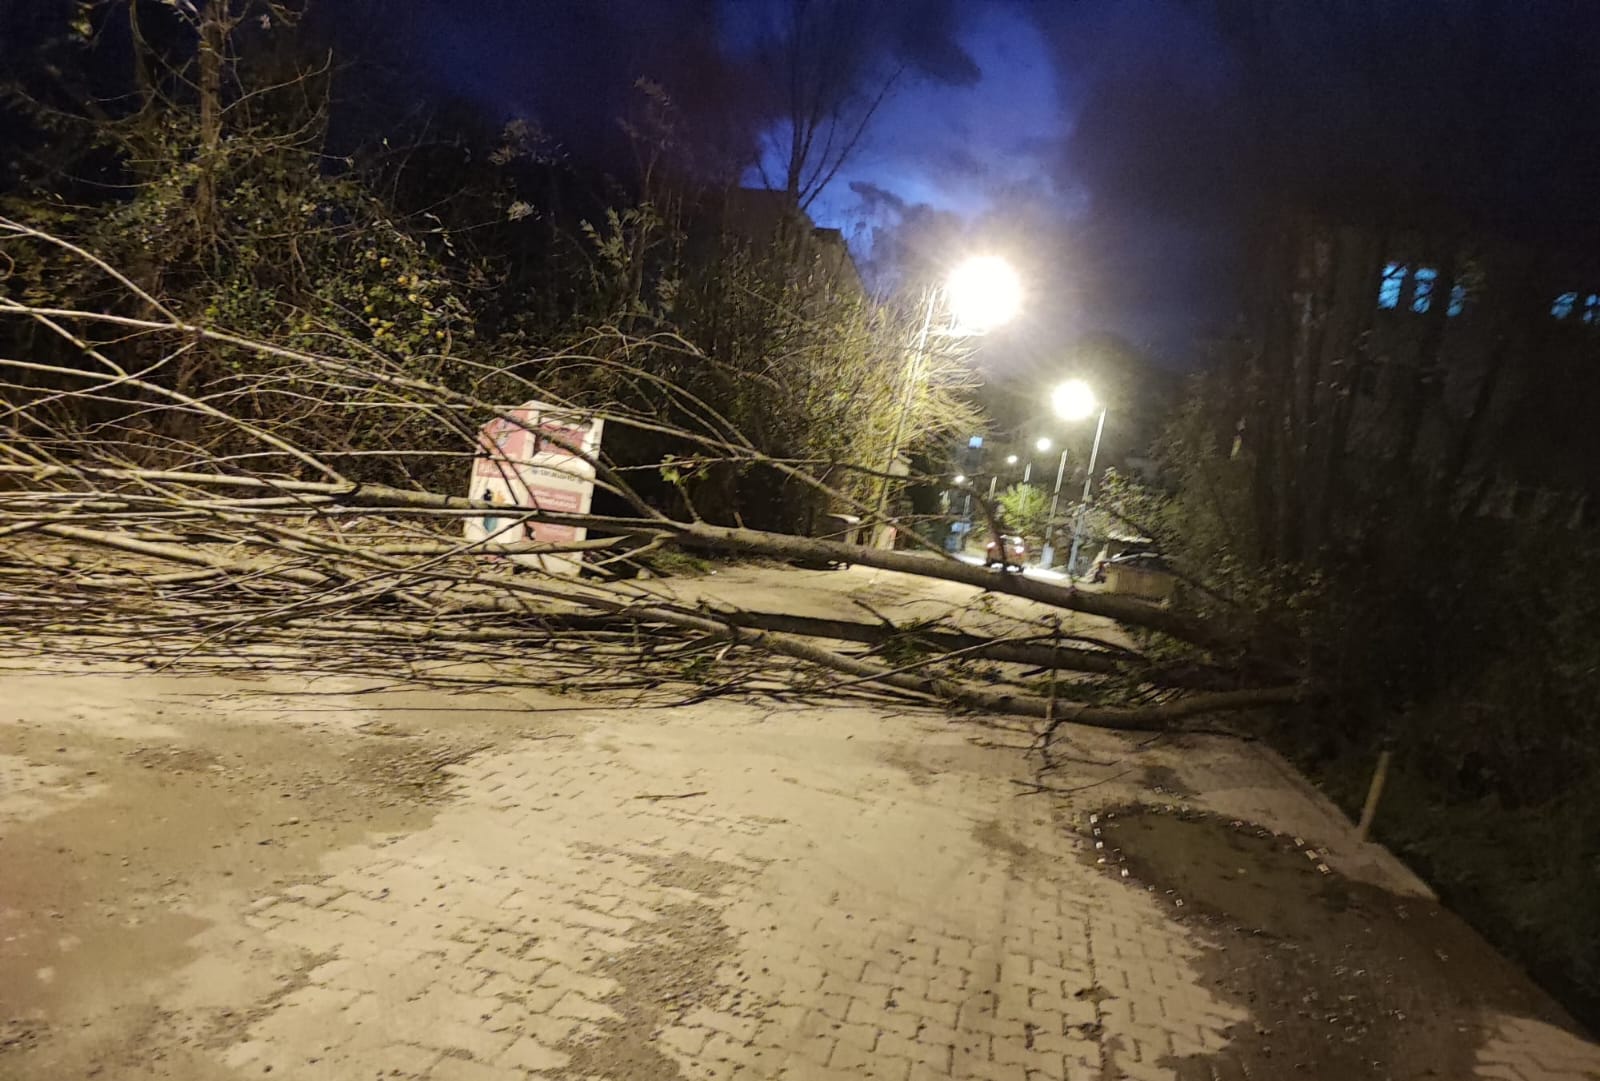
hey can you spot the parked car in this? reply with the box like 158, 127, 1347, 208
1090, 549, 1166, 583
985, 534, 1027, 572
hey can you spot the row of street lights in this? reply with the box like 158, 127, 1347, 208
873, 254, 1108, 576
981, 380, 1108, 574
1051, 379, 1109, 574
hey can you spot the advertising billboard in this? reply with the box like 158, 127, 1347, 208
465, 401, 605, 575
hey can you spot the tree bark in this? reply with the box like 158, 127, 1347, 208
195, 4, 228, 249
21, 518, 1298, 732
3, 463, 1244, 656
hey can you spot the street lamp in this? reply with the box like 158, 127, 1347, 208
1024, 437, 1051, 484
1052, 379, 1097, 422
1040, 379, 1108, 574
994, 454, 1018, 500
945, 256, 1023, 334
874, 256, 1022, 548
1040, 444, 1070, 562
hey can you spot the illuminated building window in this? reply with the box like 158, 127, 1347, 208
1378, 262, 1464, 316
1411, 266, 1438, 313
1377, 262, 1407, 309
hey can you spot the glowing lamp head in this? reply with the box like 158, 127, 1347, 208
1052, 379, 1098, 422
945, 256, 1022, 333
1035, 437, 1052, 453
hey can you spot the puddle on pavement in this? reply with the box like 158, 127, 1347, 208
1092, 806, 1586, 1081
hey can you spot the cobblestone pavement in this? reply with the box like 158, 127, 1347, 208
2, 665, 1597, 1081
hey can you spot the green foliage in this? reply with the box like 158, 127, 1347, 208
1147, 346, 1600, 1025
554, 176, 985, 532
639, 548, 713, 578
677, 653, 717, 684
875, 617, 944, 668
1301, 532, 1600, 1022
0, 4, 483, 488
0, 7, 988, 532
994, 484, 1051, 548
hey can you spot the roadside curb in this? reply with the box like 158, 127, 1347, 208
1247, 741, 1437, 900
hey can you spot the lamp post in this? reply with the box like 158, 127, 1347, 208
1066, 406, 1108, 577
1039, 379, 1106, 572
982, 453, 1020, 512
1039, 446, 1070, 567
873, 257, 1021, 549
950, 474, 974, 548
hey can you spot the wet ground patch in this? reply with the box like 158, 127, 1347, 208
0, 704, 452, 1081
1089, 804, 1586, 1080
551, 849, 751, 1081
1137, 763, 1197, 799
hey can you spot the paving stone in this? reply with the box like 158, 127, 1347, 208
494, 1034, 570, 1072
17, 668, 1596, 1081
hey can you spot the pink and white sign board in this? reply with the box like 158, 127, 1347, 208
465, 401, 604, 575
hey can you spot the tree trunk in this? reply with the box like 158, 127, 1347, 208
1389, 250, 1458, 483
1308, 227, 1385, 557
1438, 331, 1510, 510
195, 5, 227, 249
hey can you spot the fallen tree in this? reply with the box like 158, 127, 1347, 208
0, 217, 1305, 743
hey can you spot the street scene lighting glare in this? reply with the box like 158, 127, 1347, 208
4, 5, 1597, 1070
1052, 378, 1098, 421
945, 255, 1022, 333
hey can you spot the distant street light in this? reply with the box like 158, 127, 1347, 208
1002, 454, 1019, 496
1038, 379, 1109, 574
874, 256, 1022, 548
1024, 437, 1052, 484
952, 474, 967, 485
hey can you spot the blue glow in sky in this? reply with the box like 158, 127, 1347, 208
741, 4, 1068, 260
354, 0, 1600, 360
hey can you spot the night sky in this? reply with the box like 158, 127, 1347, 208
317, 0, 1600, 370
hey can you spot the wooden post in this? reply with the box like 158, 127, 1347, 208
1356, 749, 1393, 842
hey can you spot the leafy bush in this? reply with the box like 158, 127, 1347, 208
1119, 383, 1600, 1025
